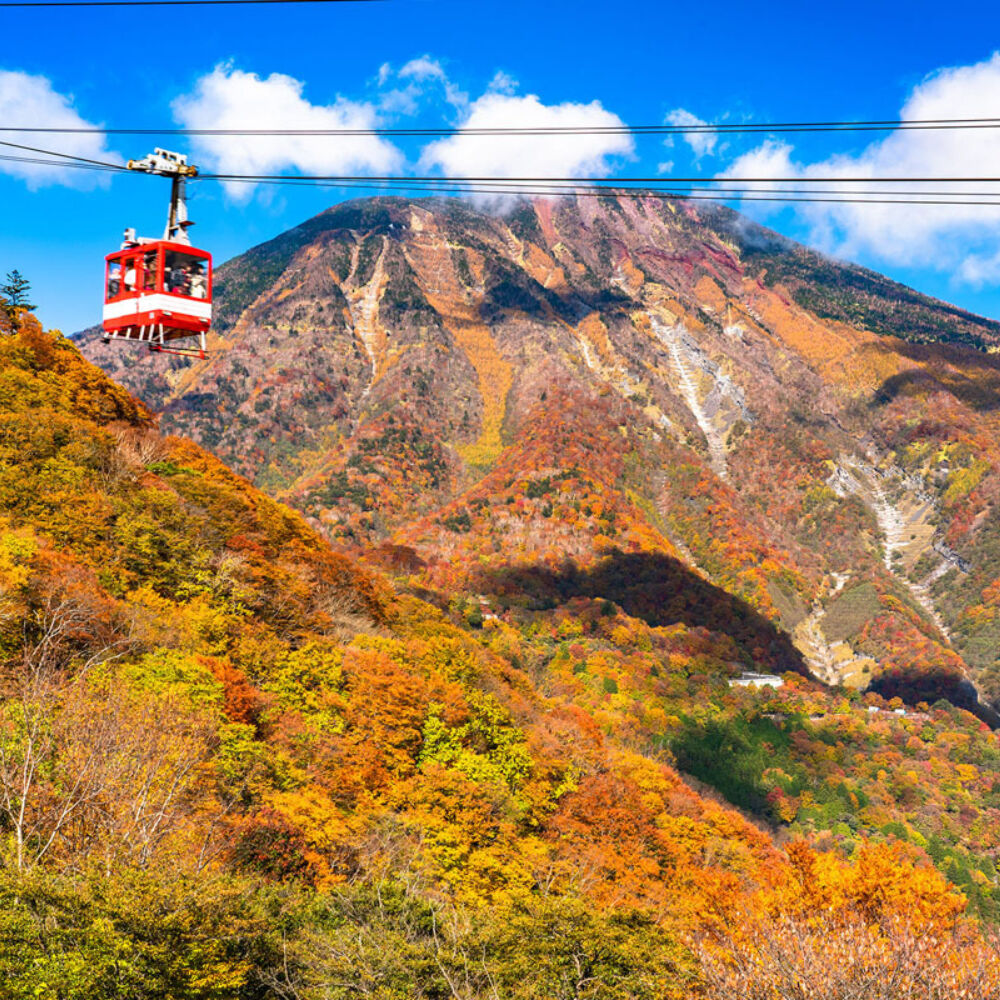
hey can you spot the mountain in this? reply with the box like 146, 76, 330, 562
84, 194, 1000, 719
0, 295, 995, 992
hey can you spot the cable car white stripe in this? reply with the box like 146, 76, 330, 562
103, 294, 211, 321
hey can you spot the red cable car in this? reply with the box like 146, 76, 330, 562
102, 149, 212, 359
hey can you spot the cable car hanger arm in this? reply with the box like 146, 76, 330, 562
126, 147, 198, 245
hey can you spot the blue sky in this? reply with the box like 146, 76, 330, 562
3, 0, 1000, 333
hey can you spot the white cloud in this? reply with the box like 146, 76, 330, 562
420, 92, 634, 193
0, 71, 120, 188
719, 52, 1000, 283
172, 65, 402, 199
399, 56, 446, 83
487, 71, 518, 96
957, 246, 1000, 285
665, 108, 717, 159
377, 56, 467, 116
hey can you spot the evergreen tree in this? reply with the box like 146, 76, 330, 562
1, 270, 36, 329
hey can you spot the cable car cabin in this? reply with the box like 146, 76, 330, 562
102, 242, 212, 357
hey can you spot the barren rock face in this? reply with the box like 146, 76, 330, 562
83, 194, 1000, 710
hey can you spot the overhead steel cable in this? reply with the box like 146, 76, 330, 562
8, 149, 1000, 200
7, 140, 1000, 185
6, 140, 1000, 205
215, 173, 1000, 197
5, 116, 1000, 136
0, 152, 123, 171
0, 0, 377, 6
0, 138, 128, 170
207, 175, 1000, 206
199, 171, 1000, 184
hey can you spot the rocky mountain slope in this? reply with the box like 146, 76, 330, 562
85, 194, 1000, 719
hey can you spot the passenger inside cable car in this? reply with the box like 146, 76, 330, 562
189, 262, 207, 299
104, 247, 211, 303
142, 250, 158, 291
162, 250, 209, 298
106, 261, 122, 299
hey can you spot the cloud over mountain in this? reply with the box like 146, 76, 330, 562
719, 52, 1000, 283
665, 108, 717, 159
420, 91, 633, 190
375, 56, 469, 117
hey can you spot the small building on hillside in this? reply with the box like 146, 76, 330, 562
729, 672, 784, 689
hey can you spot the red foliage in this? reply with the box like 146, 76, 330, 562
231, 807, 313, 881
202, 656, 268, 727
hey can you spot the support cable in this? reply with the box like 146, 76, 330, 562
5, 117, 1000, 136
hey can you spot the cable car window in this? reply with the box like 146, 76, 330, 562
106, 261, 122, 301
164, 251, 208, 299
142, 250, 159, 291
123, 257, 138, 294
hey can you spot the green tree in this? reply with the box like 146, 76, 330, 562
0, 866, 285, 999
1, 270, 36, 330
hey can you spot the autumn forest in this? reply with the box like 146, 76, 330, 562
5, 192, 1000, 997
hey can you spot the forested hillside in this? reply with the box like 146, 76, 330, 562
50, 190, 1000, 995
0, 314, 991, 994
0, 309, 968, 998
